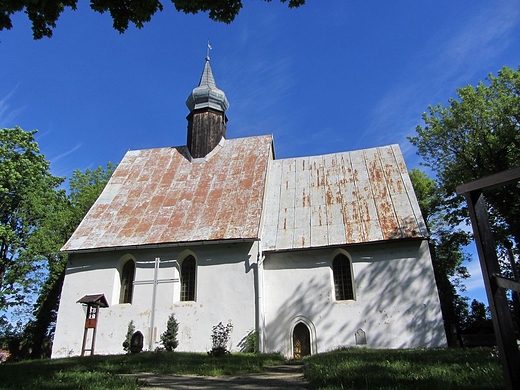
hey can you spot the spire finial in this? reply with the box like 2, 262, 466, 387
206, 40, 212, 62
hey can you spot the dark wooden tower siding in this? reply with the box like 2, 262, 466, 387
187, 108, 227, 159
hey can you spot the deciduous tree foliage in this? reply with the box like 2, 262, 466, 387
0, 127, 66, 313
409, 169, 472, 346
0, 126, 115, 357
69, 162, 117, 219
1, 0, 306, 39
409, 66, 520, 248
25, 163, 116, 358
463, 299, 493, 334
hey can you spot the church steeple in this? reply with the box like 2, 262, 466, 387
186, 55, 229, 159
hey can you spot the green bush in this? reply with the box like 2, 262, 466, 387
208, 322, 233, 357
245, 330, 258, 353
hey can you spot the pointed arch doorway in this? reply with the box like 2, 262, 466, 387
293, 322, 311, 359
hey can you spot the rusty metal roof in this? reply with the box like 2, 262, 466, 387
261, 144, 428, 251
62, 135, 273, 252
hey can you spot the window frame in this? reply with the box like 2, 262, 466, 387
119, 259, 135, 304
332, 252, 355, 301
180, 255, 196, 301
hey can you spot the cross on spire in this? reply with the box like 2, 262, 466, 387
206, 40, 212, 61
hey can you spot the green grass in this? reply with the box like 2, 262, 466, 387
0, 351, 285, 389
0, 348, 504, 390
303, 347, 504, 390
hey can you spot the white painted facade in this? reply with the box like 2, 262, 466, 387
52, 236, 447, 358
52, 242, 259, 357
261, 240, 446, 357
51, 59, 447, 359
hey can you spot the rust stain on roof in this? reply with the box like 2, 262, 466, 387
261, 144, 428, 251
63, 138, 425, 254
62, 135, 273, 252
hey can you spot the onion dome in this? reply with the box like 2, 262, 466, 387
186, 57, 229, 112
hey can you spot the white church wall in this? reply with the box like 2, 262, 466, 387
52, 241, 258, 358
51, 252, 122, 358
262, 239, 447, 358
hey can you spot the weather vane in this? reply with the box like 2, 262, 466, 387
206, 40, 212, 61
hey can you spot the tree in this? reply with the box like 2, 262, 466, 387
25, 163, 115, 358
0, 127, 66, 317
21, 194, 74, 359
409, 168, 472, 346
1, 0, 305, 39
0, 127, 115, 358
122, 320, 135, 353
68, 163, 117, 222
409, 66, 520, 248
462, 299, 493, 334
160, 313, 179, 351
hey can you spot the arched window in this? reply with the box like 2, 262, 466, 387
119, 260, 135, 304
180, 255, 196, 301
332, 253, 354, 300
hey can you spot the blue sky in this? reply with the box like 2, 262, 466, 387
1, 1, 520, 306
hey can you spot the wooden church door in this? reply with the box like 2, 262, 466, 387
293, 322, 311, 359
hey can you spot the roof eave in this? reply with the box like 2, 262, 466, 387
261, 236, 429, 254
62, 237, 259, 254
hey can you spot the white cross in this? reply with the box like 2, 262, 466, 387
134, 257, 179, 350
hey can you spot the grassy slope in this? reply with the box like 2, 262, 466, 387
303, 347, 504, 390
0, 352, 284, 389
0, 348, 504, 390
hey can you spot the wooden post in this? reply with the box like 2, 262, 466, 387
463, 190, 519, 389
77, 294, 109, 357
457, 167, 520, 390
90, 306, 99, 355
81, 304, 100, 356
80, 306, 90, 357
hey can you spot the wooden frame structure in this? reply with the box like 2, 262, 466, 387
77, 294, 109, 356
456, 166, 520, 390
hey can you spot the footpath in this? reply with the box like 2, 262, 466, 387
129, 364, 308, 389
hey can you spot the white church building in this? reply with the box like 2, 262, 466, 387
51, 58, 447, 359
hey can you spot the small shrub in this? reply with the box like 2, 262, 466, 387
208, 321, 233, 357
238, 329, 258, 353
244, 330, 258, 353
122, 320, 135, 353
160, 314, 179, 352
